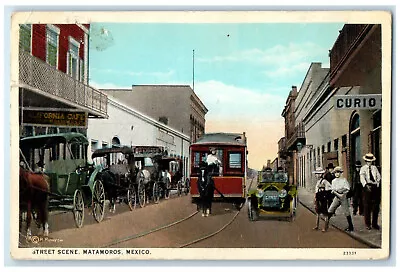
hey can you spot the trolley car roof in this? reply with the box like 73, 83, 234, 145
92, 146, 134, 158
20, 132, 89, 147
192, 133, 246, 146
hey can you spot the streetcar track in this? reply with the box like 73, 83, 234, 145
179, 178, 255, 247
179, 209, 241, 248
20, 179, 254, 248
101, 210, 199, 247
102, 177, 255, 248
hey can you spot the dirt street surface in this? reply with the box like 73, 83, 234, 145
19, 178, 368, 248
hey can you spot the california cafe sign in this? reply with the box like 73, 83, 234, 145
334, 94, 382, 110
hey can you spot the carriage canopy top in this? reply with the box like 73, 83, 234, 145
20, 132, 89, 148
91, 146, 134, 159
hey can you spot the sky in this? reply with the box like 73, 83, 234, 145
88, 22, 344, 170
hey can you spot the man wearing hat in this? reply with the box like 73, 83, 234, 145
276, 166, 288, 182
312, 167, 332, 231
325, 166, 354, 232
206, 147, 221, 176
262, 167, 274, 182
360, 153, 381, 230
352, 161, 364, 216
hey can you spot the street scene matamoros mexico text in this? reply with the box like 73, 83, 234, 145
10, 12, 390, 260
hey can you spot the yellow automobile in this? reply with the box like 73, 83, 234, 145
247, 169, 298, 221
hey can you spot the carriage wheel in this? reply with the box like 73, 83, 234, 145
137, 181, 146, 208
153, 182, 160, 204
127, 185, 137, 211
73, 189, 85, 228
164, 178, 170, 200
92, 179, 105, 223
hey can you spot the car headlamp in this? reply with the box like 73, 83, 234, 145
278, 189, 287, 198
257, 188, 264, 198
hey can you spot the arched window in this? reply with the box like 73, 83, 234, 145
112, 137, 120, 147
350, 114, 360, 133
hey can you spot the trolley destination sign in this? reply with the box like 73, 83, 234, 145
334, 94, 382, 110
22, 110, 88, 128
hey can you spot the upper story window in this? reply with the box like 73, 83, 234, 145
19, 24, 32, 53
46, 25, 60, 68
68, 37, 80, 80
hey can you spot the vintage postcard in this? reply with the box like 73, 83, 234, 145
9, 10, 391, 260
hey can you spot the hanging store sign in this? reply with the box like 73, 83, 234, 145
22, 110, 87, 128
334, 94, 382, 110
133, 146, 165, 155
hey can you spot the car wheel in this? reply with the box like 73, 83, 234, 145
248, 199, 258, 221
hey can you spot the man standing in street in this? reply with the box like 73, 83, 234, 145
352, 161, 364, 216
360, 153, 381, 230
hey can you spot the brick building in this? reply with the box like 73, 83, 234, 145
18, 23, 107, 137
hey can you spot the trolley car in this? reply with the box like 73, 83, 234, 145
189, 132, 247, 210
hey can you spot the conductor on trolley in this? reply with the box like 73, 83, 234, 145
206, 147, 221, 176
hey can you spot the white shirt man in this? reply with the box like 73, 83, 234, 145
206, 151, 221, 166
360, 161, 381, 188
326, 166, 354, 232
331, 176, 351, 197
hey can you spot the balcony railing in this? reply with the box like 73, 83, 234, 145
329, 24, 371, 77
19, 50, 107, 117
286, 122, 305, 150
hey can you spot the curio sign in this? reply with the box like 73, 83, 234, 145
334, 94, 382, 110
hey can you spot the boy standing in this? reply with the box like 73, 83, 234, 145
325, 166, 354, 232
313, 167, 332, 231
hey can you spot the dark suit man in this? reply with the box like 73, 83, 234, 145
351, 161, 364, 216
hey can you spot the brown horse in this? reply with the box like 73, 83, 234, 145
19, 166, 50, 238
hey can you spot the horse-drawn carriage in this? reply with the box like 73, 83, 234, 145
19, 132, 106, 231
132, 146, 168, 204
91, 146, 140, 212
158, 156, 189, 197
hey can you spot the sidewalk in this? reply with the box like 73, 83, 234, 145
298, 187, 382, 248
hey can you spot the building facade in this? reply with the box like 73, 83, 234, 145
87, 97, 191, 178
280, 86, 302, 185
18, 23, 107, 137
294, 24, 382, 192
102, 85, 208, 143
294, 63, 330, 189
